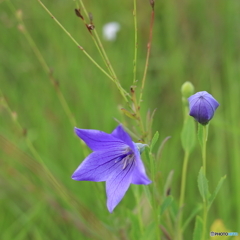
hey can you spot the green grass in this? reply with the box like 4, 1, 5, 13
1, 0, 240, 239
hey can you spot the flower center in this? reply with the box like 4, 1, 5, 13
114, 147, 135, 170
121, 153, 135, 170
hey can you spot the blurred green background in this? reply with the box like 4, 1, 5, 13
1, 0, 240, 239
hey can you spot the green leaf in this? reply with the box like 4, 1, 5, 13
127, 210, 141, 240
182, 204, 202, 232
160, 195, 173, 215
208, 175, 226, 211
163, 170, 174, 196
198, 167, 209, 202
143, 185, 152, 207
193, 216, 203, 240
169, 199, 179, 219
121, 108, 138, 120
150, 131, 159, 153
181, 116, 196, 153
140, 221, 155, 240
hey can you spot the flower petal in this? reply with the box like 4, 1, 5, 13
203, 95, 219, 110
106, 160, 135, 212
75, 127, 126, 151
72, 149, 125, 182
131, 158, 152, 185
111, 125, 135, 151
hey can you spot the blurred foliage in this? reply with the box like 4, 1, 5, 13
1, 0, 240, 239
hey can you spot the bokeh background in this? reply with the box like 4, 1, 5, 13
1, 0, 240, 239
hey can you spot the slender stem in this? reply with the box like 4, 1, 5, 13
202, 126, 208, 175
133, 0, 138, 85
0, 91, 116, 239
131, 88, 145, 137
179, 151, 190, 208
37, 0, 114, 82
201, 125, 208, 240
77, 0, 129, 103
202, 202, 207, 240
133, 186, 144, 235
149, 153, 161, 240
1, 91, 72, 200
7, 0, 89, 156
78, 0, 89, 18
139, 7, 154, 105
177, 151, 189, 240
79, 0, 115, 80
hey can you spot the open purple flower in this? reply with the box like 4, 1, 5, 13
188, 91, 219, 125
72, 125, 151, 212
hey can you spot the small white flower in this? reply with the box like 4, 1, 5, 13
102, 22, 121, 41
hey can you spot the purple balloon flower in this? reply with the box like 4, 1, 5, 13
72, 125, 151, 212
188, 91, 219, 125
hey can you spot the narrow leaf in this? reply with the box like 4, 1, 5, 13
182, 204, 202, 232
198, 167, 209, 202
193, 216, 203, 240
208, 175, 226, 211
150, 131, 159, 152
181, 116, 196, 153
156, 136, 171, 160
163, 170, 174, 196
143, 185, 152, 206
127, 210, 141, 240
140, 222, 155, 240
160, 195, 173, 215
121, 108, 138, 120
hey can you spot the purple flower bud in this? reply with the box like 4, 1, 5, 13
188, 91, 219, 125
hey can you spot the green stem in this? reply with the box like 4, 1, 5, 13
202, 125, 208, 176
133, 186, 144, 235
179, 151, 190, 209
37, 0, 114, 82
177, 151, 190, 240
202, 201, 207, 240
0, 91, 116, 239
7, 0, 88, 156
201, 125, 208, 240
77, 0, 129, 103
133, 0, 138, 85
149, 153, 161, 240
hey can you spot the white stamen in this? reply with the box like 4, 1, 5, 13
122, 154, 134, 170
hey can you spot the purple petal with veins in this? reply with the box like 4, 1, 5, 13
72, 125, 151, 212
